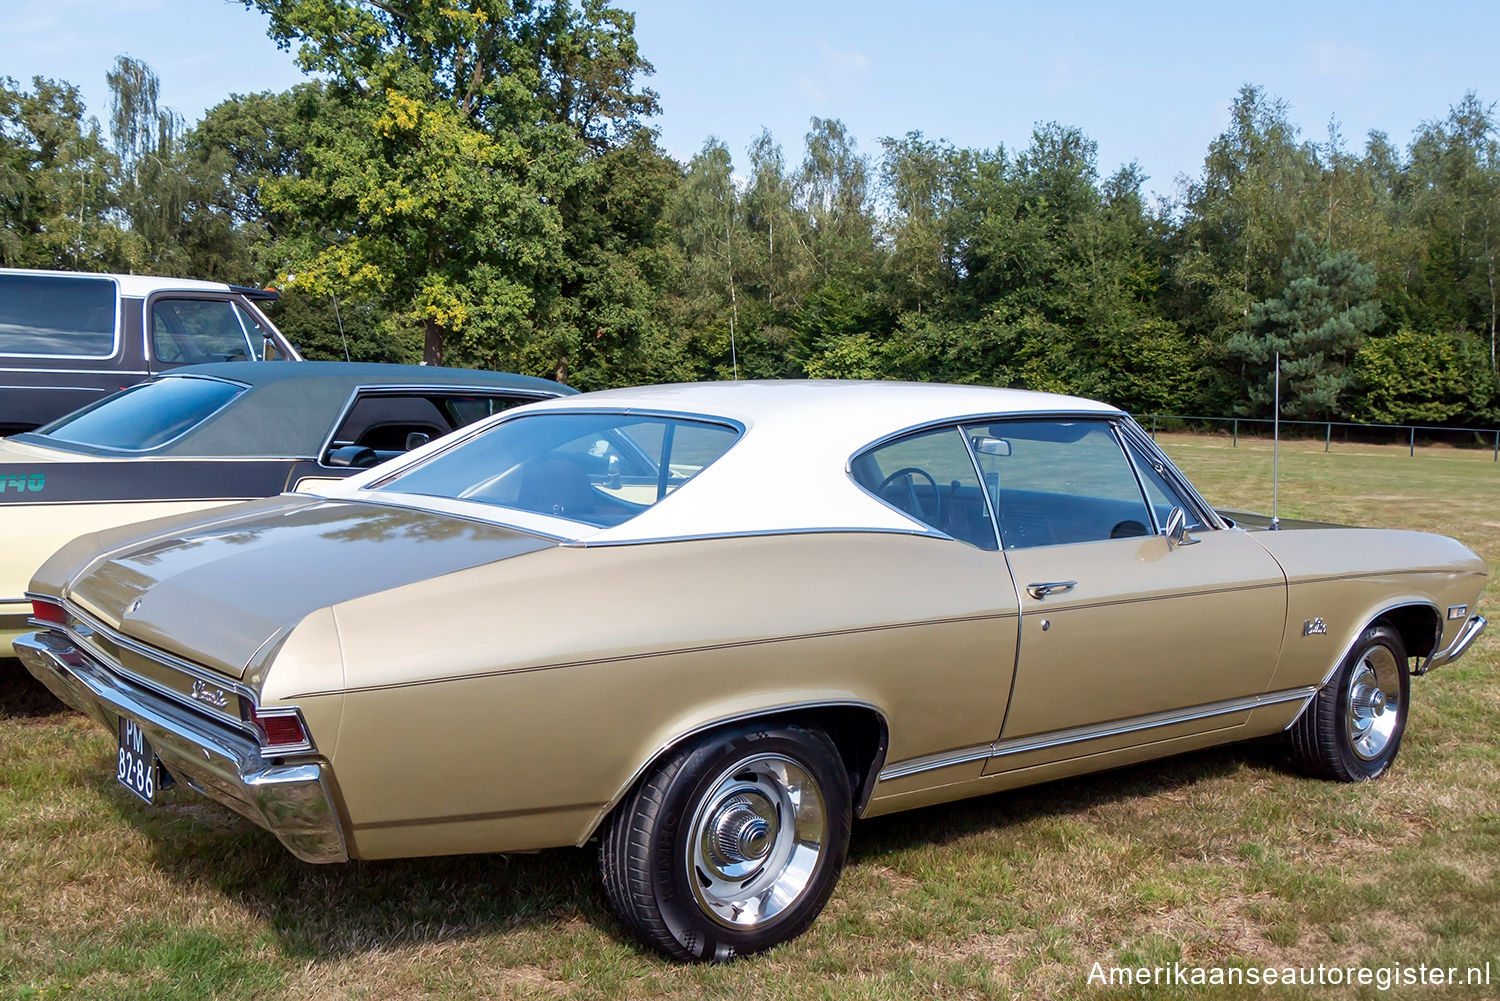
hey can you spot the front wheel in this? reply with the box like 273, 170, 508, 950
1289, 623, 1410, 781
599, 722, 852, 961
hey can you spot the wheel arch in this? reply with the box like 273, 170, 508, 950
581, 699, 889, 845
1314, 599, 1439, 691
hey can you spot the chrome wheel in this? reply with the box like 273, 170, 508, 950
1345, 645, 1402, 760
686, 753, 828, 929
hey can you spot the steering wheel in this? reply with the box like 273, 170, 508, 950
877, 466, 943, 525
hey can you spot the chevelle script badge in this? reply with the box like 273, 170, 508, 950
189, 679, 228, 708
1302, 617, 1328, 637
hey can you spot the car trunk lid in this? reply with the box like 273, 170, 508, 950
65, 498, 553, 678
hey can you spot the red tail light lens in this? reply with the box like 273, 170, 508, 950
248, 706, 310, 750
31, 599, 66, 626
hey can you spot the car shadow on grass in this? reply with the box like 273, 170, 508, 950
0, 657, 70, 718
117, 738, 1288, 961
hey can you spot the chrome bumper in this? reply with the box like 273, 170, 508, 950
1423, 615, 1487, 673
14, 630, 348, 863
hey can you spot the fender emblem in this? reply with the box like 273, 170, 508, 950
1302, 617, 1328, 637
189, 679, 228, 708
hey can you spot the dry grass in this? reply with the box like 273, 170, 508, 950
3, 431, 1498, 999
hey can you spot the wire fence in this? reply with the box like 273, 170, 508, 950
1140, 414, 1500, 461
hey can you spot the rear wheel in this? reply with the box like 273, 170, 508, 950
1290, 623, 1409, 781
599, 722, 852, 961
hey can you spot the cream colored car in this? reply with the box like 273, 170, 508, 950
15, 381, 1488, 961
0, 362, 568, 655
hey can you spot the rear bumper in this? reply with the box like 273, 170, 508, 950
1423, 615, 1487, 673
14, 629, 348, 863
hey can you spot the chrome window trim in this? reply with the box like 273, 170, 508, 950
844, 410, 1128, 551
572, 525, 952, 549
233, 296, 302, 361
0, 273, 124, 360
878, 686, 1321, 782
1117, 417, 1226, 531
29, 373, 251, 455
142, 289, 298, 367
313, 383, 565, 469
1112, 422, 1165, 536
845, 423, 1001, 551
0, 367, 149, 375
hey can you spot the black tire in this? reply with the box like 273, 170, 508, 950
599, 722, 852, 961
1289, 623, 1410, 781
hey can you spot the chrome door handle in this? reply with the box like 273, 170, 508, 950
1026, 580, 1076, 600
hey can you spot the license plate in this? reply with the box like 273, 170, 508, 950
116, 716, 158, 804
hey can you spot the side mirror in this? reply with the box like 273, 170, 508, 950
325, 444, 377, 468
1164, 506, 1200, 548
404, 431, 431, 451
604, 453, 621, 488
971, 437, 1012, 457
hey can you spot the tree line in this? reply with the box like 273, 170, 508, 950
2, 0, 1497, 427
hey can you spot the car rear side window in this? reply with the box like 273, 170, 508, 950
371, 412, 740, 528
965, 420, 1153, 550
36, 377, 244, 451
850, 426, 998, 550
0, 273, 117, 357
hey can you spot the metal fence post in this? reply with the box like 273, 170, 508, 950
1325, 422, 1331, 452
1409, 426, 1415, 457
1232, 418, 1238, 447
1151, 415, 1157, 439
1495, 431, 1499, 462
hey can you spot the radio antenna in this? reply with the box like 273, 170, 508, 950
1271, 351, 1281, 531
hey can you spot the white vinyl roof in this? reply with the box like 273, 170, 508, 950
332, 380, 1123, 545
0, 268, 240, 297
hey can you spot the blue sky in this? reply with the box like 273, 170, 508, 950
4, 0, 1496, 201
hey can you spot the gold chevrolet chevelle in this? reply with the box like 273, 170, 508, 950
15, 381, 1489, 960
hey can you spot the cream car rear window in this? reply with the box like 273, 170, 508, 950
371, 412, 740, 528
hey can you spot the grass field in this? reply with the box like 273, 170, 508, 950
2, 432, 1497, 1000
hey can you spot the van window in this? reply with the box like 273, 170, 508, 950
0, 273, 117, 357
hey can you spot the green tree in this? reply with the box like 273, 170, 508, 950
0, 76, 118, 268
242, 0, 657, 374
1228, 233, 1383, 418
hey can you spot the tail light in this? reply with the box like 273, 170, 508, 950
247, 706, 311, 751
31, 598, 66, 627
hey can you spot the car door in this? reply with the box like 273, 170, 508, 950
966, 418, 1288, 771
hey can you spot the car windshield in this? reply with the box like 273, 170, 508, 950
370, 412, 741, 528
33, 376, 244, 451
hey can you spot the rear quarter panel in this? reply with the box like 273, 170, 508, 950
314, 532, 1021, 859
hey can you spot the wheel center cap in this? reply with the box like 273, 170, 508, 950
710, 796, 774, 865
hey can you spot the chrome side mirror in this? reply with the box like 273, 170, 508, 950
404, 431, 431, 451
1164, 506, 1200, 548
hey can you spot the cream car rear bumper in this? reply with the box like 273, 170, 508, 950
14, 629, 348, 863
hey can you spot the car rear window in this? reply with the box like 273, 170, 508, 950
35, 376, 244, 451
370, 412, 740, 528
0, 273, 117, 357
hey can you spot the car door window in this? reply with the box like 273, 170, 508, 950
850, 427, 997, 550
964, 420, 1152, 550
322, 392, 537, 466
151, 298, 255, 365
1124, 438, 1206, 532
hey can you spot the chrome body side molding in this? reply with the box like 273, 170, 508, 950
878, 686, 1320, 783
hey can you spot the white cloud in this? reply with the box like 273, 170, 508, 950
795, 40, 871, 106
1303, 40, 1378, 93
